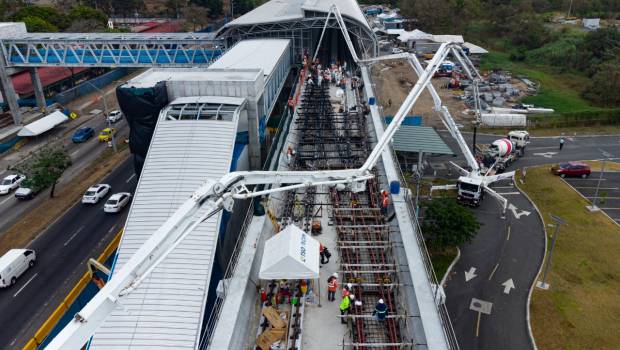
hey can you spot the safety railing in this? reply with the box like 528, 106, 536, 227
382, 117, 460, 350
397, 158, 460, 350
199, 197, 256, 349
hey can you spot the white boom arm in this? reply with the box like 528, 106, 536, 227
46, 30, 460, 350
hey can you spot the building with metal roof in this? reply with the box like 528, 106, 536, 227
89, 96, 246, 350
217, 0, 377, 61
392, 125, 454, 155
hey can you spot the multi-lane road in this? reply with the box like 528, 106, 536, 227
0, 158, 135, 350
0, 116, 128, 234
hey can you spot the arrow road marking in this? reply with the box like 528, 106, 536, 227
533, 152, 557, 158
502, 279, 515, 294
508, 203, 531, 219
465, 267, 477, 282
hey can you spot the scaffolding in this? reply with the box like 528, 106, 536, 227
276, 68, 409, 349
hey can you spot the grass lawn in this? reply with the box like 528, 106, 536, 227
480, 51, 604, 114
517, 166, 620, 350
428, 246, 458, 280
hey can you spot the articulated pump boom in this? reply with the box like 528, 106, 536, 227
48, 7, 514, 349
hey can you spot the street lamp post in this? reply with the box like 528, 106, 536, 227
536, 214, 566, 290
587, 149, 613, 212
86, 81, 117, 153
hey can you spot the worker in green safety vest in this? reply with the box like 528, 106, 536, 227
339, 294, 350, 324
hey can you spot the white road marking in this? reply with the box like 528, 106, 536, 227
488, 263, 499, 281
13, 273, 38, 298
600, 208, 620, 210
509, 203, 531, 219
0, 196, 12, 205
496, 192, 521, 195
126, 174, 136, 183
533, 152, 557, 158
63, 226, 84, 247
502, 278, 516, 294
108, 224, 117, 233
70, 149, 80, 157
465, 267, 477, 282
587, 197, 620, 199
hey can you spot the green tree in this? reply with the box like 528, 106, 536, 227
22, 16, 58, 32
422, 197, 480, 248
12, 5, 70, 30
68, 5, 108, 26
16, 147, 72, 198
583, 57, 620, 107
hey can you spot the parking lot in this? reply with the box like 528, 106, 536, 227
563, 171, 620, 225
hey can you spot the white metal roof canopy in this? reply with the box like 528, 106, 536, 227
259, 225, 320, 280
17, 110, 68, 137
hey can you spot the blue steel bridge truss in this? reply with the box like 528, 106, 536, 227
1, 32, 224, 67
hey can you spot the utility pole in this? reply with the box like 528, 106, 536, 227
86, 81, 118, 153
536, 214, 566, 290
567, 0, 574, 18
587, 149, 613, 212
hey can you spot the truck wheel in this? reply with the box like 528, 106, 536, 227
11, 277, 16, 285
560, 173, 566, 178
29, 260, 35, 267
581, 173, 588, 178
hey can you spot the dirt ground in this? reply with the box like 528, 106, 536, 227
0, 147, 129, 256
371, 60, 476, 128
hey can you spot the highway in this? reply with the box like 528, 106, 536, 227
0, 115, 129, 235
0, 157, 135, 350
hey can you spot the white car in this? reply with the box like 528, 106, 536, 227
82, 184, 111, 204
107, 110, 123, 123
0, 174, 26, 195
104, 192, 131, 213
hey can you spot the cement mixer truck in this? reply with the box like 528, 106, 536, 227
476, 130, 530, 173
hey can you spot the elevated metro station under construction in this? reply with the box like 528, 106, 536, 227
0, 1, 469, 349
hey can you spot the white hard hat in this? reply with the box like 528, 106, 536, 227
378, 298, 384, 304
332, 273, 338, 278
347, 283, 353, 289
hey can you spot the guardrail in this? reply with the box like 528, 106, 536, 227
199, 197, 255, 349
389, 143, 460, 350
22, 229, 123, 350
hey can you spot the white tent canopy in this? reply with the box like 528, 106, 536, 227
18, 110, 69, 137
259, 225, 320, 280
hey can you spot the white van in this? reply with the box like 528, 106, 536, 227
0, 249, 36, 288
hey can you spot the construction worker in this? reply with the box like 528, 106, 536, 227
339, 294, 350, 324
320, 243, 331, 265
373, 298, 388, 321
327, 273, 338, 302
381, 193, 389, 216
559, 137, 565, 150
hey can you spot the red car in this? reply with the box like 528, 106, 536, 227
551, 162, 591, 178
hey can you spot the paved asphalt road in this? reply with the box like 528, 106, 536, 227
443, 180, 545, 350
0, 157, 135, 350
564, 171, 620, 225
437, 131, 620, 168
0, 117, 129, 235
428, 132, 620, 350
